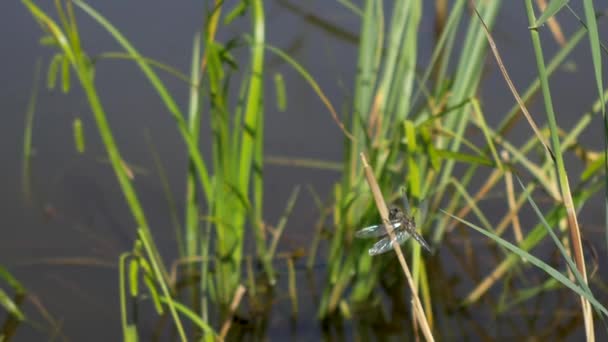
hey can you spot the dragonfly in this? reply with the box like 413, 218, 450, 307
355, 190, 432, 256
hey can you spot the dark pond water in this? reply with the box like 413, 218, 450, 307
2, 0, 608, 340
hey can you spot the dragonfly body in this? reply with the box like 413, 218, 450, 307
355, 203, 431, 256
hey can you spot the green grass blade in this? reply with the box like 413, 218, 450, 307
268, 185, 301, 259
185, 32, 202, 259
0, 267, 24, 295
0, 289, 24, 321
119, 253, 139, 342
72, 117, 85, 153
533, 0, 569, 28
158, 297, 218, 338
580, 0, 608, 256
47, 54, 61, 89
518, 177, 594, 293
144, 131, 184, 256
273, 72, 286, 112
581, 1, 604, 108
497, 278, 560, 313
525, 1, 595, 335
22, 60, 41, 204
337, 0, 362, 16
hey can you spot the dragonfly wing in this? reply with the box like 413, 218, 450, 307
409, 229, 432, 252
368, 229, 410, 256
394, 228, 412, 245
368, 236, 394, 256
367, 228, 431, 255
355, 221, 402, 238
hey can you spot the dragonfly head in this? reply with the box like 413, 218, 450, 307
388, 205, 403, 220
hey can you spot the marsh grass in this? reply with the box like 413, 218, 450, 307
21, 0, 273, 339
314, 0, 608, 340
14, 0, 608, 340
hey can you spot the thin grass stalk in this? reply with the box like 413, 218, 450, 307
580, 0, 608, 269
253, 78, 268, 282
524, 1, 594, 338
418, 259, 433, 329
287, 257, 298, 318
199, 0, 222, 73
492, 132, 560, 200
268, 186, 301, 259
441, 166, 501, 237
185, 32, 203, 260
472, 4, 554, 159
219, 284, 246, 340
495, 183, 534, 236
145, 131, 184, 258
93, 52, 192, 84
448, 178, 494, 232
119, 253, 138, 341
185, 33, 204, 324
21, 59, 41, 205
501, 151, 523, 242
360, 153, 434, 342
307, 204, 331, 270
497, 26, 586, 135
534, 0, 566, 45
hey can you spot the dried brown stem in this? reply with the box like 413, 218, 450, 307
360, 153, 434, 342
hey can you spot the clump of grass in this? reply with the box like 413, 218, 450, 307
310, 1, 607, 340
22, 0, 272, 339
